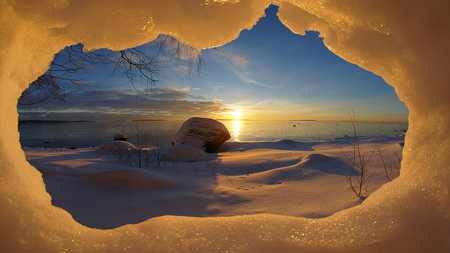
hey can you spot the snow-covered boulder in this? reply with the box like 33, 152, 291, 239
172, 117, 231, 153
113, 133, 127, 141
165, 145, 208, 162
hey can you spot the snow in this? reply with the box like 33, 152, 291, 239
24, 137, 402, 229
97, 141, 136, 151
165, 145, 208, 162
1, 0, 450, 252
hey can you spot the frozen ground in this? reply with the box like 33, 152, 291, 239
24, 136, 404, 229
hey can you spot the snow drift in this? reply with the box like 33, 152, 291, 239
1, 0, 450, 252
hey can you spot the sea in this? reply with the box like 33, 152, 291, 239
18, 120, 408, 149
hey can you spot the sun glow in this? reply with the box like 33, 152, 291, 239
233, 110, 241, 120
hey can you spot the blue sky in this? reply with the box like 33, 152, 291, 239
19, 5, 408, 122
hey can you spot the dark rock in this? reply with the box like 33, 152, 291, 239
114, 133, 127, 141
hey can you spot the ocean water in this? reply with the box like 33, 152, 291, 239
18, 120, 408, 149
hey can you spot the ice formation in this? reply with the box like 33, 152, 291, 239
1, 0, 450, 252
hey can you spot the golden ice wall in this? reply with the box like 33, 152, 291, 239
1, 0, 449, 252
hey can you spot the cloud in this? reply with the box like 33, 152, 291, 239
18, 84, 231, 121
172, 65, 191, 75
233, 70, 272, 88
217, 52, 273, 88
83, 90, 118, 99
150, 86, 193, 99
177, 86, 191, 92
224, 52, 249, 67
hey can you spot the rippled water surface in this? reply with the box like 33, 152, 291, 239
19, 120, 408, 149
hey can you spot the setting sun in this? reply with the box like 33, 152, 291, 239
233, 110, 241, 120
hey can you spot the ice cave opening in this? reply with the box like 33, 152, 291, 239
1, 0, 450, 252
16, 4, 409, 229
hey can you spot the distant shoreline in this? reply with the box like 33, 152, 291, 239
19, 120, 95, 124
132, 119, 167, 122
215, 119, 254, 121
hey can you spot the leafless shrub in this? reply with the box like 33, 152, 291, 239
204, 159, 219, 175
107, 123, 169, 169
187, 159, 220, 175
152, 139, 169, 168
375, 140, 402, 180
107, 143, 130, 163
335, 110, 377, 198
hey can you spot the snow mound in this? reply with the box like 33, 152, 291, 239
97, 141, 136, 152
245, 154, 340, 185
79, 168, 176, 189
274, 139, 298, 144
165, 145, 208, 162
215, 142, 240, 152
300, 153, 335, 164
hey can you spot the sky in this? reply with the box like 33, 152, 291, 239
18, 5, 408, 122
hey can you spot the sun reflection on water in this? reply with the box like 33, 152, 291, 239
234, 119, 240, 141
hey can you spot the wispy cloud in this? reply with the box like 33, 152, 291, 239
172, 65, 191, 75
223, 52, 249, 67
149, 86, 193, 99
212, 98, 223, 102
18, 82, 231, 121
233, 71, 272, 88
217, 52, 273, 88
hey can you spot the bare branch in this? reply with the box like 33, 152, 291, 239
19, 35, 209, 112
